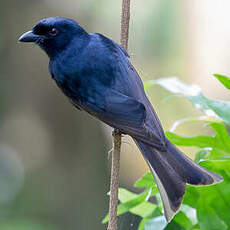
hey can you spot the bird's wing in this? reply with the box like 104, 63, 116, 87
97, 89, 146, 128
84, 89, 165, 150
78, 33, 166, 149
79, 87, 146, 129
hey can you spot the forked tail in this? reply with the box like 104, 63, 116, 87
134, 138, 223, 222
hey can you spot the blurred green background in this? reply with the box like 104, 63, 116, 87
0, 0, 230, 229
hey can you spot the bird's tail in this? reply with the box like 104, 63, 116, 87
134, 138, 223, 222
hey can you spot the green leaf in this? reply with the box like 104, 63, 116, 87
200, 160, 230, 182
191, 224, 200, 230
213, 74, 230, 90
165, 211, 194, 230
184, 160, 230, 229
150, 77, 230, 124
131, 201, 157, 218
165, 131, 215, 148
209, 122, 230, 150
134, 172, 155, 189
118, 188, 158, 219
173, 211, 193, 230
103, 191, 149, 224
103, 186, 161, 224
180, 205, 198, 226
203, 163, 230, 227
138, 218, 147, 230
188, 94, 230, 125
194, 149, 208, 163
138, 211, 163, 230
183, 186, 200, 208
197, 196, 228, 230
166, 122, 230, 160
144, 216, 167, 230
118, 188, 137, 203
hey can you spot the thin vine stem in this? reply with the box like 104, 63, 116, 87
107, 1, 131, 230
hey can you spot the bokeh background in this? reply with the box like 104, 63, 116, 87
0, 0, 230, 229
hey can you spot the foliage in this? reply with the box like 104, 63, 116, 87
103, 74, 230, 229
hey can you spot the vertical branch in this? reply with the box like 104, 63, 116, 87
107, 1, 131, 230
107, 131, 121, 230
120, 0, 131, 50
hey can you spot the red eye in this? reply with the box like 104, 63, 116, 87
49, 28, 58, 36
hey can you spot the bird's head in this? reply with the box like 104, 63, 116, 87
19, 17, 89, 57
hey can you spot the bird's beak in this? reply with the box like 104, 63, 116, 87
18, 30, 39, 43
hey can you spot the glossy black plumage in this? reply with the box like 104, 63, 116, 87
19, 17, 223, 222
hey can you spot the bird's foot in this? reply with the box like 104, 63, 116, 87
112, 128, 121, 136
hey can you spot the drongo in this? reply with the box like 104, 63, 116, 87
19, 17, 222, 221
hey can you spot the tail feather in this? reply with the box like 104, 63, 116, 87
164, 140, 222, 185
134, 138, 223, 222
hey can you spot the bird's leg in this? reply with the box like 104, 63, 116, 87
112, 128, 121, 136
108, 129, 122, 160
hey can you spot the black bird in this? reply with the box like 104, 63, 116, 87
19, 17, 223, 222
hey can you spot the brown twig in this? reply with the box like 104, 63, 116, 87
107, 131, 121, 230
120, 0, 131, 50
107, 1, 131, 230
